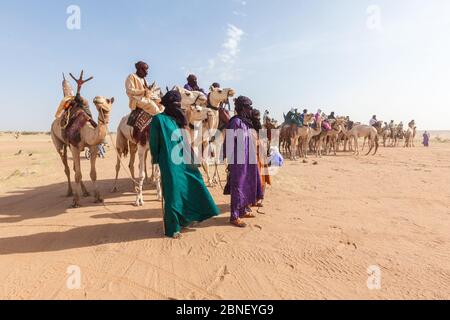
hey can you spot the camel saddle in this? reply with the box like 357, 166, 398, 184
61, 105, 91, 147
129, 108, 152, 146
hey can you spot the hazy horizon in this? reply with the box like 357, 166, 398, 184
1, 0, 450, 131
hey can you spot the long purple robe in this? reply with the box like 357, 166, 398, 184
224, 117, 263, 222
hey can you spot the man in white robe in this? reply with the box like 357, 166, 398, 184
125, 61, 164, 116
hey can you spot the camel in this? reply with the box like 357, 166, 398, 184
279, 114, 314, 160
51, 96, 115, 207
299, 118, 322, 158
185, 86, 236, 186
345, 124, 379, 156
363, 121, 385, 150
404, 120, 417, 148
113, 86, 208, 207
316, 118, 346, 157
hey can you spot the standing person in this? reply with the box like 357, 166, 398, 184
224, 96, 263, 228
184, 74, 207, 96
423, 131, 430, 147
150, 90, 220, 238
251, 109, 271, 208
125, 61, 164, 116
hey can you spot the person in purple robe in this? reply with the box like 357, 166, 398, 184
423, 131, 430, 147
224, 96, 264, 228
184, 74, 207, 96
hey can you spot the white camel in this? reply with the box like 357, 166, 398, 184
185, 86, 236, 186
345, 124, 380, 156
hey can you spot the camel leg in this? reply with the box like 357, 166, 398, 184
72, 161, 90, 197
290, 137, 297, 161
135, 146, 146, 207
70, 147, 83, 208
354, 137, 359, 156
112, 154, 121, 193
129, 142, 138, 186
202, 141, 214, 187
154, 165, 163, 202
89, 145, 103, 203
144, 150, 150, 185
57, 144, 73, 197
202, 159, 213, 187
332, 137, 337, 156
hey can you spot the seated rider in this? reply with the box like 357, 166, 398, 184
299, 109, 308, 126
184, 74, 207, 96
328, 111, 336, 121
312, 109, 322, 129
125, 61, 164, 116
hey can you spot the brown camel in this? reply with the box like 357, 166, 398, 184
279, 114, 314, 160
316, 118, 346, 157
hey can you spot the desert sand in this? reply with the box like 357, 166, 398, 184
0, 132, 449, 300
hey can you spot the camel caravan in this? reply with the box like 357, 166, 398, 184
52, 69, 417, 208
277, 109, 418, 160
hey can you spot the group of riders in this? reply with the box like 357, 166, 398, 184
282, 107, 415, 146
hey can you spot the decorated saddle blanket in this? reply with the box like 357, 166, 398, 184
61, 106, 91, 147
322, 121, 332, 131
129, 108, 152, 146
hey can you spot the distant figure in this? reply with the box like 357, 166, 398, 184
423, 131, 430, 147
97, 143, 106, 158
328, 112, 336, 120
211, 82, 221, 89
369, 115, 378, 126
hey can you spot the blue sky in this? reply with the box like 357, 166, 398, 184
1, 0, 449, 131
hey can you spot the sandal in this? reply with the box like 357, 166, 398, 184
243, 212, 256, 219
172, 232, 182, 239
231, 219, 247, 228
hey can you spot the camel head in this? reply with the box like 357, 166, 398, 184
93, 96, 114, 123
304, 113, 315, 125
208, 87, 236, 107
173, 86, 208, 110
331, 118, 346, 132
187, 105, 211, 124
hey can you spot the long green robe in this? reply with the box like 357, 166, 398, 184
150, 114, 220, 237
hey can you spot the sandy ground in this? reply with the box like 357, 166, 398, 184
0, 132, 449, 300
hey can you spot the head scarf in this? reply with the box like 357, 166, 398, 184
187, 74, 200, 91
251, 109, 263, 132
234, 96, 254, 128
161, 90, 187, 128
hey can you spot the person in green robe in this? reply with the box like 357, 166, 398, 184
150, 90, 220, 238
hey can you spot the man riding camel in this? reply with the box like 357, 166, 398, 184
370, 115, 378, 126
184, 74, 207, 96
125, 61, 164, 116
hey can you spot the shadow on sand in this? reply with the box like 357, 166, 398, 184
0, 179, 232, 255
